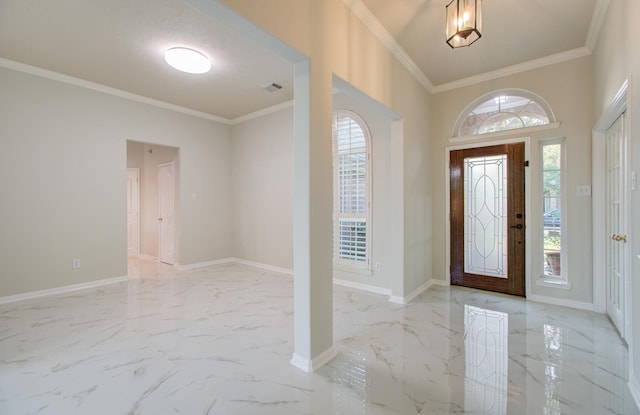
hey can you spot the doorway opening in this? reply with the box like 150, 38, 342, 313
592, 80, 631, 343
126, 140, 180, 273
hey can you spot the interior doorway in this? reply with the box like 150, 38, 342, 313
126, 140, 179, 268
449, 143, 526, 297
592, 80, 631, 343
605, 113, 629, 337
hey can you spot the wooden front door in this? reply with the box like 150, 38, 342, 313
450, 143, 526, 296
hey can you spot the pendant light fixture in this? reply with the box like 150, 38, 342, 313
446, 0, 482, 48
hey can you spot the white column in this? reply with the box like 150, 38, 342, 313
290, 59, 336, 372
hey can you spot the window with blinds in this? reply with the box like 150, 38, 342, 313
333, 111, 371, 268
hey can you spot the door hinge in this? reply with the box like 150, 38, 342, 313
524, 160, 530, 167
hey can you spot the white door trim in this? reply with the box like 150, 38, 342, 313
127, 168, 140, 256
444, 136, 532, 296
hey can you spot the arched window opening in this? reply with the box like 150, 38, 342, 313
332, 110, 371, 268
455, 90, 555, 137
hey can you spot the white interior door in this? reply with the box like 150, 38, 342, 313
158, 162, 175, 265
605, 113, 628, 337
126, 168, 140, 256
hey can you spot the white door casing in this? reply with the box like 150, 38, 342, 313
605, 113, 628, 337
158, 162, 175, 265
127, 168, 140, 256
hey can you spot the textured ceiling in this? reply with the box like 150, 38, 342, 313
0, 0, 601, 119
0, 0, 293, 120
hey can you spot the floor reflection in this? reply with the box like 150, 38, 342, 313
543, 324, 563, 415
464, 305, 508, 415
331, 351, 368, 415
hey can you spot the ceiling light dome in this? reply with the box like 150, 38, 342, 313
164, 47, 211, 74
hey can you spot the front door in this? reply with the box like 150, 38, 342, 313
605, 113, 628, 337
158, 162, 175, 265
450, 143, 526, 296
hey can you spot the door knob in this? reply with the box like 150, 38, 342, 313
510, 224, 523, 229
158, 217, 163, 222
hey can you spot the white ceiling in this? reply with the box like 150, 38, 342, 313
0, 0, 294, 120
359, 0, 600, 87
0, 0, 604, 119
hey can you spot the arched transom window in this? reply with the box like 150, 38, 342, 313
455, 89, 555, 137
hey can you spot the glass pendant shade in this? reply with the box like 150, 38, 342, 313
446, 0, 482, 48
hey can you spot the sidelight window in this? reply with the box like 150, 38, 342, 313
541, 140, 565, 282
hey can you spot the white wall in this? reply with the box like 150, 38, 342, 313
0, 66, 233, 296
431, 57, 594, 304
591, 0, 640, 400
230, 107, 294, 269
219, 0, 433, 300
229, 89, 407, 296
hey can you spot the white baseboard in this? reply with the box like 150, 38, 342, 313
528, 294, 594, 311
629, 373, 640, 411
333, 278, 391, 297
176, 258, 235, 271
389, 278, 444, 304
290, 346, 337, 373
132, 254, 157, 261
0, 276, 128, 305
431, 279, 450, 287
231, 258, 293, 275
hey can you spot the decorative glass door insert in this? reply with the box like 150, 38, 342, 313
450, 143, 525, 297
464, 155, 508, 278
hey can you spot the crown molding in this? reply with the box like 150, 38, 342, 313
0, 57, 233, 125
341, 0, 434, 92
432, 47, 592, 94
585, 0, 611, 52
230, 100, 293, 124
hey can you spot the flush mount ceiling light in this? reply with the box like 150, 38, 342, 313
446, 0, 482, 48
164, 47, 211, 74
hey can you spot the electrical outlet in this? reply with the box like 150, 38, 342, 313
72, 259, 81, 269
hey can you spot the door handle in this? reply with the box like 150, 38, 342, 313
158, 217, 164, 222
510, 224, 523, 229
613, 234, 628, 242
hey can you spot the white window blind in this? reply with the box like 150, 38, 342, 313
333, 111, 370, 267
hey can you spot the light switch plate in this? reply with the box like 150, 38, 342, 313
576, 185, 591, 196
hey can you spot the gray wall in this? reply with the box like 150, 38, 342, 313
0, 66, 232, 296
230, 107, 294, 269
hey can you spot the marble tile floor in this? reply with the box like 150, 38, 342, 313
1, 258, 638, 415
